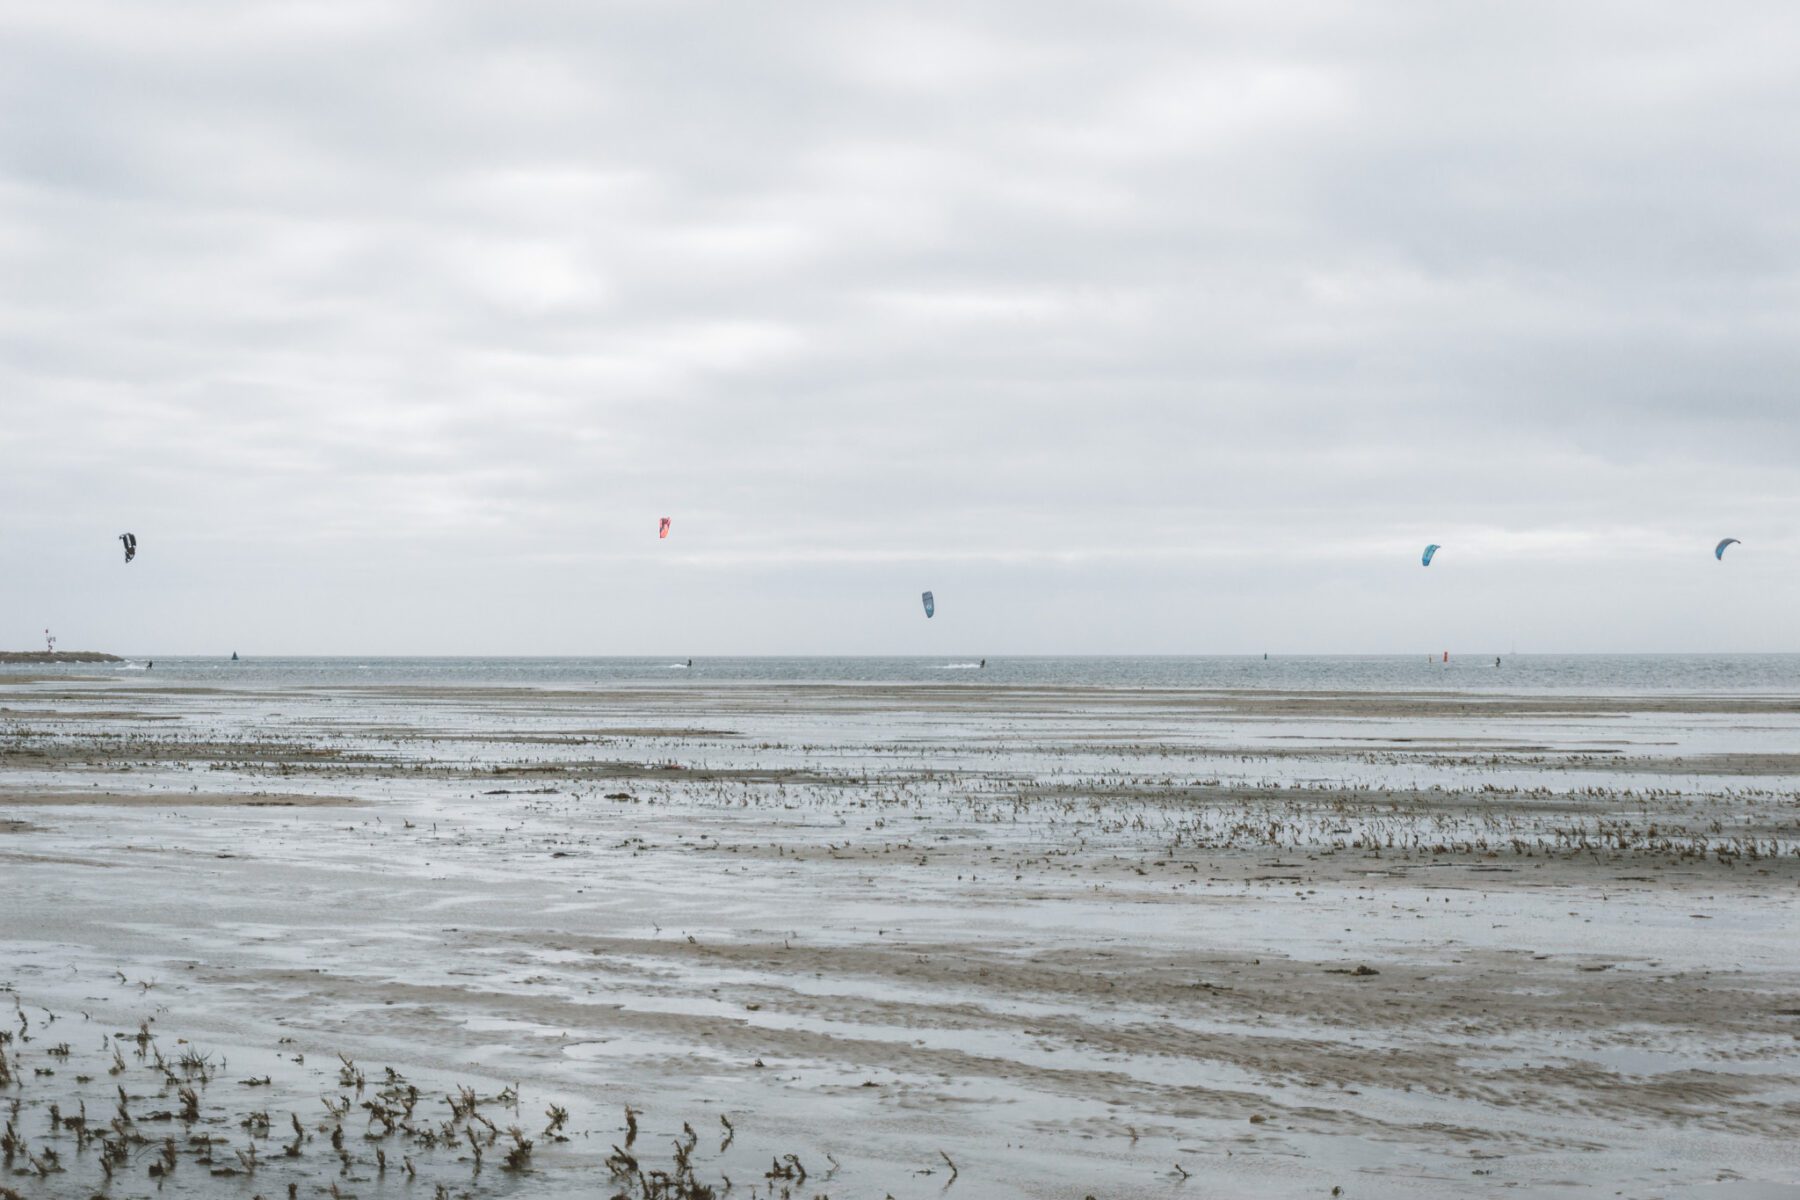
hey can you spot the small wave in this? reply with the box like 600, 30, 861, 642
936, 662, 982, 670
666, 663, 690, 669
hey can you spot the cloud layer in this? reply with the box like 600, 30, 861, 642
4, 1, 1799, 653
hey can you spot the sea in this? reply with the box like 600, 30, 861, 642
9, 654, 1800, 694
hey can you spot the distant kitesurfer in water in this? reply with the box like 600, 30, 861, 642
146, 661, 153, 670
980, 658, 986, 668
687, 659, 693, 667
1496, 657, 1501, 667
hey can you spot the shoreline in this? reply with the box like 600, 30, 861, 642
0, 649, 123, 663
2, 674, 1795, 1198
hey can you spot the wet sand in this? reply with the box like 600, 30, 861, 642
1, 676, 1797, 1197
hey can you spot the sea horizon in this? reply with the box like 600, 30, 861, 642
16, 651, 1800, 694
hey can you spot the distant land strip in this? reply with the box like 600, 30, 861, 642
0, 650, 123, 663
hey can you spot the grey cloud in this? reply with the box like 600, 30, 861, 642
3, 1, 1799, 652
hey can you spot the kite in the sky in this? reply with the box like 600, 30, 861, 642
119, 533, 137, 563
1421, 544, 1440, 567
1715, 537, 1740, 560
921, 591, 935, 618
658, 517, 671, 539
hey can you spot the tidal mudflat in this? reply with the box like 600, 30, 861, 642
2, 675, 1798, 1198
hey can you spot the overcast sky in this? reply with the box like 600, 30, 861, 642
4, 1, 1799, 655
